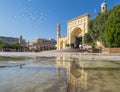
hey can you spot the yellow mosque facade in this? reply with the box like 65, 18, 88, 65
57, 2, 107, 50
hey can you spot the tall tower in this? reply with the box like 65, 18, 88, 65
57, 23, 61, 50
101, 2, 107, 13
57, 23, 61, 39
19, 35, 23, 46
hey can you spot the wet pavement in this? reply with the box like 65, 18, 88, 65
0, 57, 120, 92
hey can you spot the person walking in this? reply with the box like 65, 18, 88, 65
79, 44, 82, 49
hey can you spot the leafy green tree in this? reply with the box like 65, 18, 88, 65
104, 5, 120, 47
1, 42, 9, 48
84, 33, 93, 45
0, 40, 23, 51
11, 42, 21, 51
94, 12, 108, 42
85, 12, 108, 46
85, 5, 120, 48
0, 40, 11, 51
0, 40, 4, 48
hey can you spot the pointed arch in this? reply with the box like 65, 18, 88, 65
70, 27, 82, 46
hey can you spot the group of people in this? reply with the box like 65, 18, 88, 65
74, 43, 83, 49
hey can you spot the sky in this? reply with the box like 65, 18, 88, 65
0, 0, 120, 41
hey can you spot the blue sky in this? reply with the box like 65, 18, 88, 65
0, 0, 119, 41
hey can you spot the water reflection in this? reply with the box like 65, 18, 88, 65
56, 57, 87, 91
0, 57, 120, 92
19, 63, 24, 69
56, 57, 120, 92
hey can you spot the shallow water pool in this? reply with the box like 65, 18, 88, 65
0, 57, 120, 92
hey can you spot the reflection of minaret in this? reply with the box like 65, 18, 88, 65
56, 57, 68, 81
57, 66, 60, 80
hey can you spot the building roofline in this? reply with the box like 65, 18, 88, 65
67, 13, 90, 23
0, 36, 19, 39
60, 36, 67, 38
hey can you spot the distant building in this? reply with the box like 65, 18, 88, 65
0, 36, 19, 43
0, 36, 26, 46
28, 38, 56, 51
0, 36, 28, 52
19, 35, 27, 47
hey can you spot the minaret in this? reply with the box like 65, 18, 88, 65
57, 23, 61, 39
19, 35, 23, 46
57, 23, 61, 50
101, 2, 107, 13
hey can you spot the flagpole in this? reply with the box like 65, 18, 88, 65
94, 9, 96, 18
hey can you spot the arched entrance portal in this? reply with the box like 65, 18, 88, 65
71, 27, 82, 48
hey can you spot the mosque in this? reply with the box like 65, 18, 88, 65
57, 2, 107, 50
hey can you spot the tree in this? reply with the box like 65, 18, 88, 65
85, 12, 108, 46
0, 40, 23, 51
104, 5, 120, 47
0, 40, 4, 48
0, 40, 11, 51
11, 42, 21, 51
85, 5, 120, 48
1, 42, 9, 48
84, 33, 93, 45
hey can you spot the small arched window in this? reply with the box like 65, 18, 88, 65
103, 7, 105, 10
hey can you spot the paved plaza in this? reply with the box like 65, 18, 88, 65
0, 51, 120, 61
